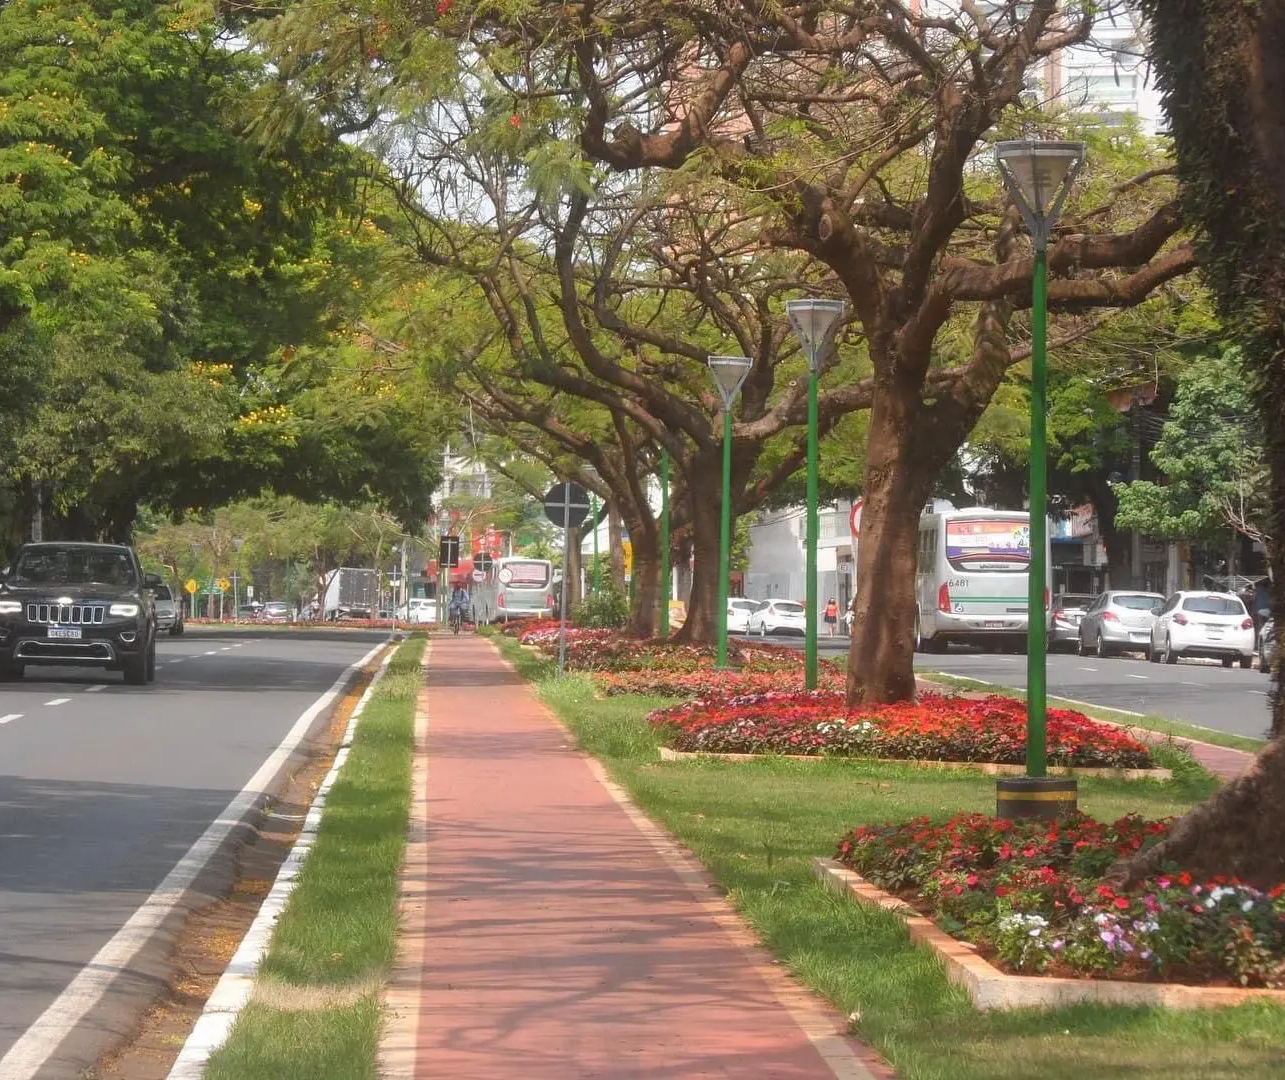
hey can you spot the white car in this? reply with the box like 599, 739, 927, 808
727, 598, 758, 634
1149, 591, 1256, 668
403, 597, 436, 624
748, 599, 807, 637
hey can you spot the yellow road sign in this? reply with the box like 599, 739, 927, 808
217, 577, 231, 592
184, 578, 198, 594
622, 540, 633, 578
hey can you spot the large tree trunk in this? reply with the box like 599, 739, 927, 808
846, 395, 939, 704
626, 523, 660, 638
608, 503, 626, 590
671, 457, 722, 645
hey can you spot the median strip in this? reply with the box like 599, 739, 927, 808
180, 635, 424, 1080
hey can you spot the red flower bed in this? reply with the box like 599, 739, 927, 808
599, 666, 845, 698
649, 690, 1154, 769
837, 812, 1285, 987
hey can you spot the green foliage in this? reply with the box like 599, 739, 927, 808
573, 586, 629, 629
1115, 346, 1267, 545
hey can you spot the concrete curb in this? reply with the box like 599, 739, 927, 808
163, 641, 401, 1078
812, 857, 1285, 1011
658, 746, 1171, 781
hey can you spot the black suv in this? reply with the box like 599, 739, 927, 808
0, 542, 158, 685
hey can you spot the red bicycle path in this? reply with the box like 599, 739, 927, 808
390, 632, 889, 1080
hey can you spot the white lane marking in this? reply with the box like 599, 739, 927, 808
84, 685, 107, 693
167, 643, 402, 1078
220, 647, 233, 652
204, 650, 218, 656
0, 637, 392, 1080
1077, 666, 1098, 672
1250, 690, 1269, 697
44, 698, 71, 706
1126, 674, 1149, 681
0, 714, 21, 724
1181, 681, 1204, 687
168, 657, 185, 664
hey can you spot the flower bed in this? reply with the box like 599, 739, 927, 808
835, 812, 1285, 988
649, 690, 1154, 769
598, 666, 846, 698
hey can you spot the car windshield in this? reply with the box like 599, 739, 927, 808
1182, 595, 1246, 615
10, 547, 137, 587
1114, 594, 1162, 610
774, 602, 805, 614
730, 600, 756, 610
152, 585, 172, 601
265, 603, 287, 612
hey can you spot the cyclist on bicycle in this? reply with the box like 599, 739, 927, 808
448, 585, 470, 630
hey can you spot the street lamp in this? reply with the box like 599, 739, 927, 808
232, 537, 245, 622
786, 298, 847, 690
995, 138, 1086, 821
708, 355, 753, 669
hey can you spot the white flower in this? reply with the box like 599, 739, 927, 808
1242, 899, 1256, 913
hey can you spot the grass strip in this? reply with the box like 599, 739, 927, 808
922, 671, 1266, 755
492, 631, 1285, 1080
204, 635, 425, 1080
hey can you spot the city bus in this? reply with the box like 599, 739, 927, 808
913, 507, 1050, 653
471, 557, 556, 624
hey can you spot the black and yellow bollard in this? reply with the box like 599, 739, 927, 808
995, 776, 1078, 821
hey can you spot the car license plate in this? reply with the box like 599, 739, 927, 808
48, 626, 82, 640
984, 620, 1004, 629
1130, 632, 1149, 640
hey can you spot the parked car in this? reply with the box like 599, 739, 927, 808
403, 597, 435, 624
260, 601, 290, 623
748, 599, 806, 637
237, 602, 264, 621
1149, 591, 1256, 668
1260, 616, 1277, 674
1076, 590, 1165, 657
1049, 593, 1097, 650
727, 598, 758, 634
151, 582, 185, 637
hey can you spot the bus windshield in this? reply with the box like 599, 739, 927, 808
499, 560, 551, 589
945, 518, 1030, 573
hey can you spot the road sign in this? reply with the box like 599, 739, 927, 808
439, 535, 461, 568
217, 577, 231, 592
498, 566, 513, 585
622, 539, 633, 579
476, 552, 494, 573
184, 579, 197, 595
472, 569, 485, 583
849, 498, 864, 539
246, 584, 254, 598
543, 482, 591, 529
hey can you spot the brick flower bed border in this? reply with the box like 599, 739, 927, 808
812, 857, 1285, 1010
658, 746, 1172, 781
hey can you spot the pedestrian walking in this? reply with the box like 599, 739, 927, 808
823, 597, 839, 637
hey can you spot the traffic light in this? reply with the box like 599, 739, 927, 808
439, 535, 461, 568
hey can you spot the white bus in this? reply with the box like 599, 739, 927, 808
914, 507, 1051, 653
471, 557, 556, 624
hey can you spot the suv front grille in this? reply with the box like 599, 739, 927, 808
27, 603, 106, 625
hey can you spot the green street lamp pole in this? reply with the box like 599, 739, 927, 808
708, 355, 753, 670
787, 298, 847, 690
660, 447, 671, 637
995, 138, 1086, 819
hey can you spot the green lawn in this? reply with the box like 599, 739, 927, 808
205, 636, 425, 1080
495, 634, 1285, 1080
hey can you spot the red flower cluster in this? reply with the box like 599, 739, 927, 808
837, 812, 1285, 987
648, 690, 1153, 768
599, 667, 845, 698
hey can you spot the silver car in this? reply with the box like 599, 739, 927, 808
1050, 593, 1097, 651
1077, 590, 1164, 657
150, 583, 185, 637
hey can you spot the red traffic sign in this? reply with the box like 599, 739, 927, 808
849, 498, 864, 539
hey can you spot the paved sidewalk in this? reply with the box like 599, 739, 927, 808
387, 633, 885, 1079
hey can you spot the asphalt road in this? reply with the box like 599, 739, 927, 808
736, 633, 1275, 740
0, 627, 388, 1078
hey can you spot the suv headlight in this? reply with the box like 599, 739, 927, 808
0, 600, 21, 615
109, 603, 140, 617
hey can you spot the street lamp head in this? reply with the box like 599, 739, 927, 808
786, 298, 847, 374
707, 354, 753, 410
994, 139, 1086, 250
